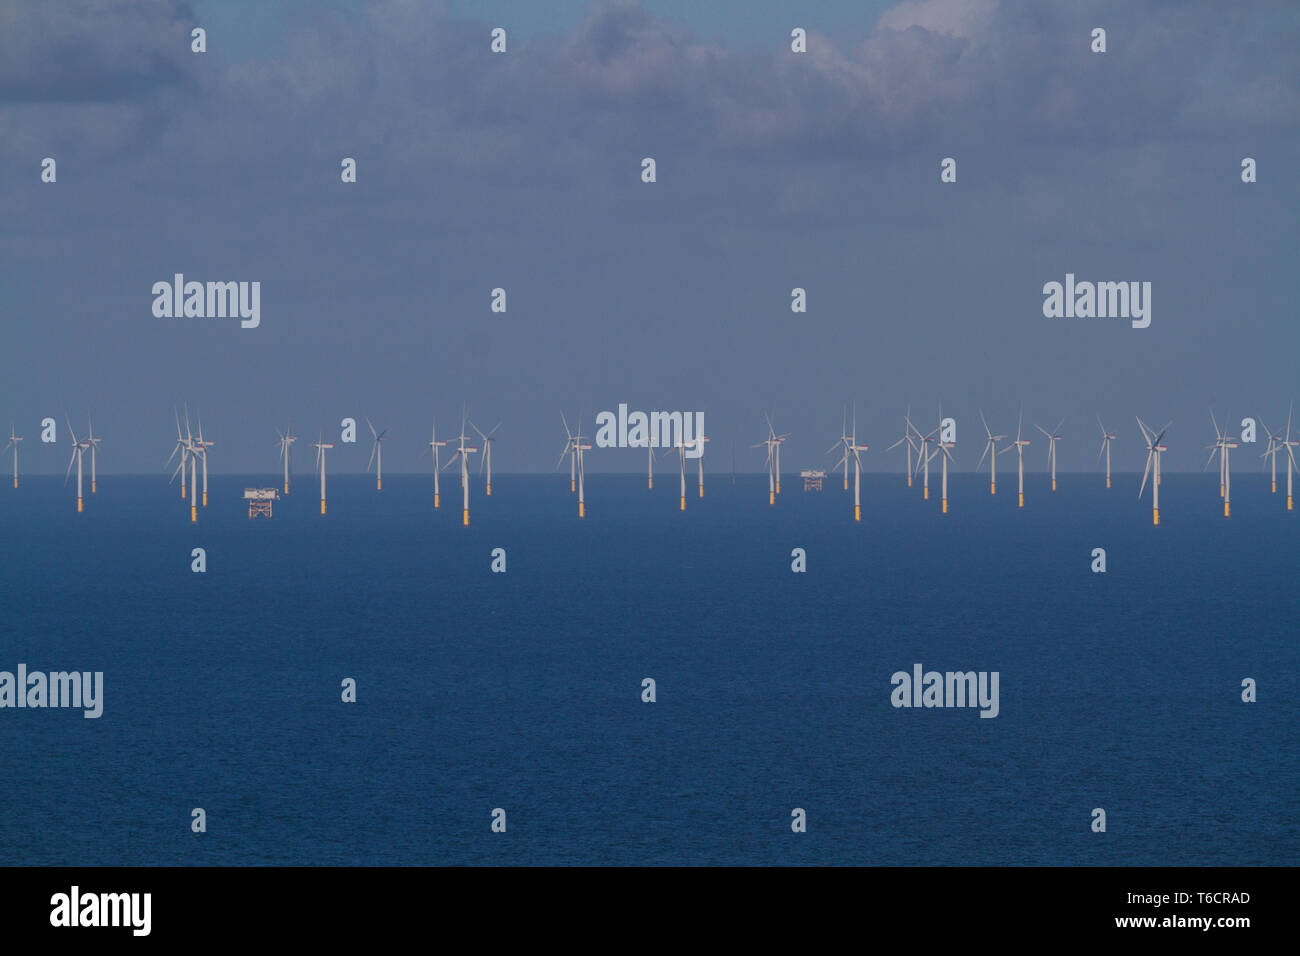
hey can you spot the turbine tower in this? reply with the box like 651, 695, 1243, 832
85, 414, 102, 494
471, 420, 500, 496
1035, 419, 1064, 492
753, 415, 786, 506
912, 413, 939, 501
366, 418, 388, 491
886, 409, 919, 487
976, 410, 1005, 495
276, 424, 296, 495
444, 414, 479, 525
557, 412, 589, 518
1137, 417, 1171, 526
314, 431, 334, 515
846, 405, 868, 522
1206, 410, 1237, 518
195, 410, 212, 507
168, 408, 190, 499
829, 407, 852, 491
1097, 416, 1116, 488
645, 437, 655, 490
693, 433, 709, 499
926, 436, 955, 514
4, 425, 21, 489
998, 410, 1030, 508
1276, 404, 1298, 511
426, 419, 447, 509
64, 417, 89, 513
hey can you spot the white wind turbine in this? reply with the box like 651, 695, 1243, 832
194, 410, 213, 508
1137, 417, 1171, 526
692, 433, 709, 499
645, 436, 655, 490
846, 405, 868, 522
443, 414, 479, 525
471, 420, 500, 496
64, 416, 90, 513
426, 419, 448, 509
1274, 404, 1299, 512
976, 410, 1005, 495
1261, 419, 1281, 495
885, 407, 919, 487
276, 424, 296, 495
4, 425, 22, 489
911, 415, 939, 501
314, 431, 334, 515
167, 408, 191, 500
85, 413, 102, 495
925, 433, 955, 514
366, 417, 388, 491
753, 414, 787, 506
998, 409, 1031, 508
1035, 419, 1064, 492
557, 411, 590, 518
1097, 416, 1116, 489
1205, 410, 1237, 518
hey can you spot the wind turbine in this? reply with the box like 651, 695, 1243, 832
314, 431, 334, 515
667, 441, 689, 511
976, 410, 1005, 495
1097, 416, 1116, 488
886, 409, 919, 488
557, 412, 589, 518
276, 424, 296, 495
1205, 410, 1238, 518
443, 414, 479, 525
1035, 419, 1064, 492
167, 408, 190, 499
753, 415, 787, 506
471, 420, 500, 496
693, 433, 709, 499
194, 410, 212, 507
924, 436, 956, 514
912, 414, 939, 501
1137, 417, 1171, 526
645, 437, 655, 490
845, 405, 868, 522
1273, 403, 1298, 511
1261, 419, 1281, 495
85, 414, 102, 494
4, 425, 21, 489
366, 417, 388, 491
64, 417, 89, 513
998, 409, 1031, 508
188, 439, 199, 523
426, 419, 448, 509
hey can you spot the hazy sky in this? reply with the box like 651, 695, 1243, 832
2, 0, 1297, 474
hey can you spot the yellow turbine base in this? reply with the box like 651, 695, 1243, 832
680, 496, 686, 511
1272, 481, 1277, 493
486, 483, 492, 496
1106, 477, 1111, 489
854, 505, 861, 522
698, 486, 703, 498
463, 509, 470, 526
990, 482, 995, 495
1051, 479, 1056, 492
571, 480, 575, 493
1288, 496, 1293, 511
1224, 501, 1230, 518
1220, 484, 1225, 498
775, 481, 781, 495
1157, 475, 1162, 486
942, 498, 948, 514
579, 501, 585, 519
1153, 508, 1159, 526
77, 497, 83, 513
1018, 493, 1024, 508
190, 506, 197, 523
182, 485, 187, 499
923, 487, 929, 500
648, 477, 653, 489
907, 476, 912, 487
92, 481, 97, 494
377, 478, 382, 491
434, 492, 440, 509
284, 482, 290, 495
321, 499, 327, 515
202, 492, 207, 507
769, 491, 775, 506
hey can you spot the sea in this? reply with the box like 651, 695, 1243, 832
1, 472, 1295, 865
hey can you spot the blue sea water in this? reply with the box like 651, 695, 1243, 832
0, 472, 1295, 866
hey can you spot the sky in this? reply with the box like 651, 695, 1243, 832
1, 0, 1297, 475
